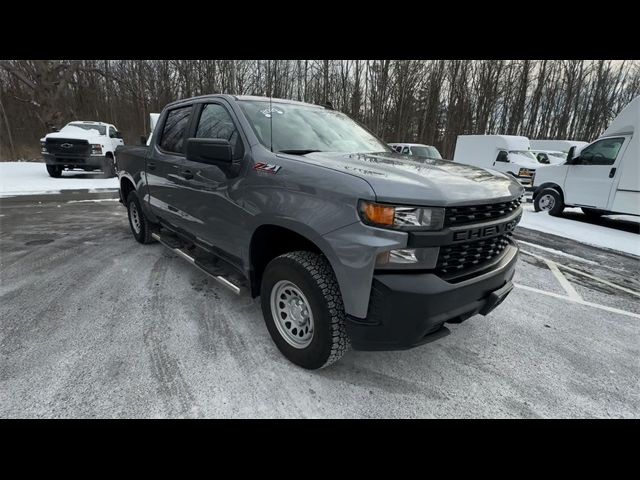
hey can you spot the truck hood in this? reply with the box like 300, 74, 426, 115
294, 151, 524, 205
43, 126, 104, 143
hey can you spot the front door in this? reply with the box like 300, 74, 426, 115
178, 101, 248, 265
564, 136, 628, 209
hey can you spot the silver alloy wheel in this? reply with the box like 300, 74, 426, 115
538, 193, 555, 211
130, 201, 142, 234
270, 280, 314, 349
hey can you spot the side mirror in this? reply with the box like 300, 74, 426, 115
496, 151, 509, 163
140, 135, 147, 145
186, 138, 233, 164
565, 146, 576, 164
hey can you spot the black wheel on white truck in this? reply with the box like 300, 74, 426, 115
534, 187, 565, 216
46, 164, 63, 178
260, 251, 350, 369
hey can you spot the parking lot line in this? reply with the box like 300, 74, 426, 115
544, 258, 582, 300
520, 249, 640, 298
514, 283, 640, 320
517, 240, 598, 265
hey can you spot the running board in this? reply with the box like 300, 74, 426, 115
151, 232, 246, 295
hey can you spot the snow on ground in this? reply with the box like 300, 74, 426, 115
520, 203, 640, 257
0, 162, 118, 197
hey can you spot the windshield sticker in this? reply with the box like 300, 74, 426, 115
260, 107, 284, 118
254, 162, 281, 174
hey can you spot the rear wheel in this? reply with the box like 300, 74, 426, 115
126, 191, 157, 244
534, 188, 564, 216
46, 164, 62, 178
260, 251, 350, 369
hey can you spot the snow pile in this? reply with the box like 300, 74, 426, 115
518, 203, 640, 257
0, 162, 118, 197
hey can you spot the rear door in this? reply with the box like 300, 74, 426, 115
147, 104, 194, 231
564, 136, 628, 208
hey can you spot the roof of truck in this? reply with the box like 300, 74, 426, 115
164, 94, 323, 109
601, 95, 639, 137
457, 135, 530, 150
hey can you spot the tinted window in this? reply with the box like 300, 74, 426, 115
196, 104, 243, 158
160, 106, 192, 153
579, 137, 625, 166
401, 147, 410, 154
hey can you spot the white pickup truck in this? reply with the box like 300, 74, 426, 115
40, 121, 124, 178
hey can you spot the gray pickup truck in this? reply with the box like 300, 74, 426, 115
116, 94, 524, 369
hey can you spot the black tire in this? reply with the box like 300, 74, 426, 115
46, 164, 62, 178
102, 155, 116, 178
126, 191, 157, 244
534, 187, 564, 216
581, 207, 605, 219
260, 251, 350, 369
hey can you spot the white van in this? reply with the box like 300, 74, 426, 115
532, 96, 639, 217
453, 135, 540, 187
530, 139, 589, 154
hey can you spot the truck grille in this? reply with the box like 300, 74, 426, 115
444, 198, 521, 226
45, 138, 91, 156
436, 233, 512, 275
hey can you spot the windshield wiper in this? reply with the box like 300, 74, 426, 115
277, 149, 323, 155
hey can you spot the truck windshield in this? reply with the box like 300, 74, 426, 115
508, 150, 538, 162
66, 123, 106, 135
410, 146, 442, 159
238, 100, 389, 154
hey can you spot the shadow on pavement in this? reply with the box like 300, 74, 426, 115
558, 212, 640, 235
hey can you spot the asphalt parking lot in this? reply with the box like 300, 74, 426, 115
1, 193, 638, 418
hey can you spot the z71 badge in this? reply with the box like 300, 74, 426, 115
254, 162, 281, 174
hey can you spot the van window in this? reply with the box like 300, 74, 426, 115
578, 137, 625, 166
402, 147, 410, 154
196, 103, 244, 159
160, 106, 192, 154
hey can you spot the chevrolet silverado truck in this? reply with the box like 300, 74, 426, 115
116, 94, 524, 369
41, 121, 124, 177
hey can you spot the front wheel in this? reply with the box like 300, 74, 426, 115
534, 188, 565, 216
260, 251, 350, 369
46, 164, 62, 178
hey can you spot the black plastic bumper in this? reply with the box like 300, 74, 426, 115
43, 153, 106, 168
345, 242, 519, 351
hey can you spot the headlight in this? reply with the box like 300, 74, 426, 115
358, 200, 445, 231
91, 144, 103, 155
375, 247, 439, 269
41, 142, 47, 153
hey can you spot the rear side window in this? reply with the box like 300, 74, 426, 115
402, 146, 410, 154
160, 106, 192, 153
196, 103, 244, 159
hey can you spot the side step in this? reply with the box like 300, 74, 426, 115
151, 232, 247, 296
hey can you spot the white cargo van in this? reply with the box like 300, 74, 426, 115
453, 135, 540, 187
532, 96, 639, 217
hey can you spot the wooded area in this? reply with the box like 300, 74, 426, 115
1, 59, 639, 160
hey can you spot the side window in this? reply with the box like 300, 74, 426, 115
401, 146, 410, 154
160, 106, 192, 154
196, 103, 244, 159
579, 137, 625, 166
109, 127, 116, 138
496, 150, 509, 163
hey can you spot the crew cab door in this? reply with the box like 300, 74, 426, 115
178, 101, 248, 266
564, 136, 628, 209
146, 105, 193, 230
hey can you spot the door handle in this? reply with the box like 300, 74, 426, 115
148, 162, 156, 170
609, 167, 616, 178
182, 170, 194, 180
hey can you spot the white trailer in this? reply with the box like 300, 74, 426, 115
532, 96, 640, 217
453, 135, 540, 187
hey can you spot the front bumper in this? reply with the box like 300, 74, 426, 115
345, 241, 518, 351
43, 153, 107, 168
